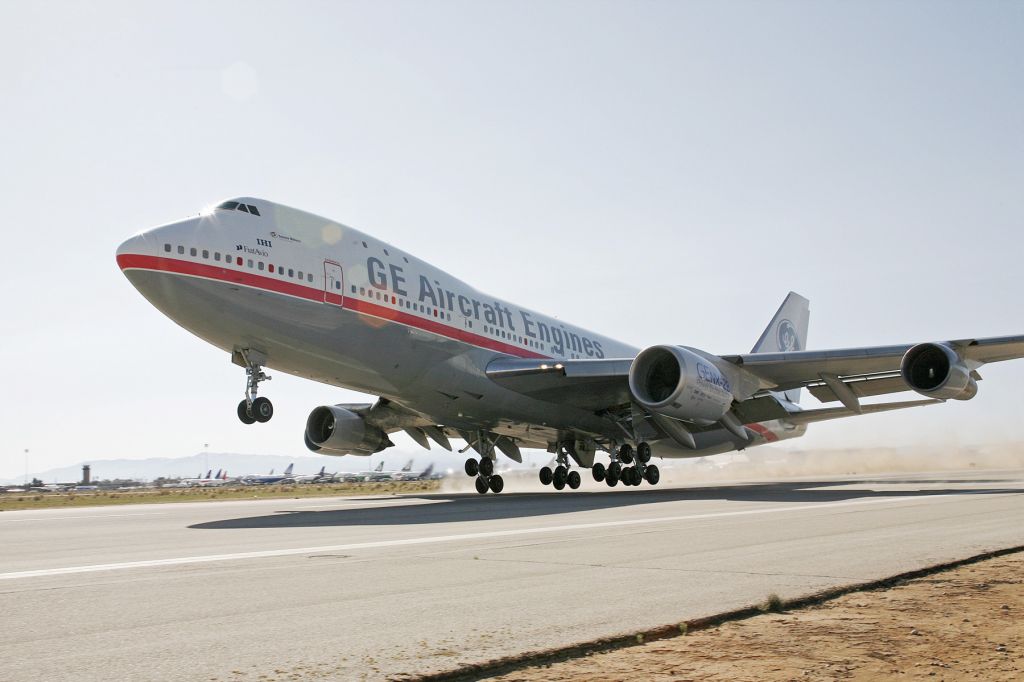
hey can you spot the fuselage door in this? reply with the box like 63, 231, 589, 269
324, 260, 344, 306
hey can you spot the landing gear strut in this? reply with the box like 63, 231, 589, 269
235, 350, 273, 424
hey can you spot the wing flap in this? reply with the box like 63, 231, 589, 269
485, 357, 632, 411
783, 398, 942, 425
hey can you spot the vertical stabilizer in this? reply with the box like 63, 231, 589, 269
284, 463, 294, 476
751, 292, 810, 403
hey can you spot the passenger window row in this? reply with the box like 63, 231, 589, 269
351, 285, 454, 322
164, 243, 315, 283
482, 325, 546, 352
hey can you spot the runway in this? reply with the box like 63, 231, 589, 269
2, 470, 1022, 681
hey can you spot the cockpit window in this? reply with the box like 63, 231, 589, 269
215, 201, 261, 217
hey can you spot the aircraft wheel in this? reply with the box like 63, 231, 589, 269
475, 476, 490, 494
553, 477, 566, 491
633, 467, 644, 485
488, 474, 504, 493
606, 472, 619, 487
625, 467, 639, 486
567, 471, 581, 490
251, 397, 273, 423
607, 461, 622, 480
539, 466, 553, 485
479, 457, 494, 477
237, 400, 255, 425
644, 464, 660, 485
592, 462, 606, 482
618, 444, 634, 464
464, 458, 479, 477
637, 442, 652, 463
553, 465, 568, 487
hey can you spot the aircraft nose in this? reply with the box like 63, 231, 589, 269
115, 232, 151, 270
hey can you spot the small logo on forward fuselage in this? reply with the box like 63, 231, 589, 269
236, 244, 270, 257
777, 319, 800, 352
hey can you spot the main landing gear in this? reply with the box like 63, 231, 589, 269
538, 446, 582, 492
598, 442, 659, 488
465, 456, 504, 494
236, 350, 273, 425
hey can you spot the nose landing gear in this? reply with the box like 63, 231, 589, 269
234, 349, 273, 424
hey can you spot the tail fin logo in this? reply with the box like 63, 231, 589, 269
777, 320, 800, 352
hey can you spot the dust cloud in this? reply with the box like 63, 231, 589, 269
439, 443, 1024, 493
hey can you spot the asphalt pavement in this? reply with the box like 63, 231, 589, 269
1, 470, 1022, 681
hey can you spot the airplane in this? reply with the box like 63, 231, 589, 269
240, 463, 294, 485
394, 463, 439, 481
181, 469, 217, 486
367, 459, 415, 482
116, 198, 1024, 495
289, 466, 335, 484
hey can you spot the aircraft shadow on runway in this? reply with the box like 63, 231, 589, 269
189, 479, 1022, 530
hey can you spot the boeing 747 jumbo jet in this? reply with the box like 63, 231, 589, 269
117, 198, 1024, 494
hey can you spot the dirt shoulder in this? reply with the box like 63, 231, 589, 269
484, 551, 1024, 681
0, 480, 440, 511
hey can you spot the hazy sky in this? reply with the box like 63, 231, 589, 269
1, 1, 1021, 478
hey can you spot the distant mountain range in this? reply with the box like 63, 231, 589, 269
1, 450, 433, 485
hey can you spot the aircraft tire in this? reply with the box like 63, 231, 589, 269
606, 473, 618, 487
592, 462, 606, 482
539, 466, 553, 485
553, 477, 566, 491
607, 461, 622, 480
488, 474, 504, 493
251, 397, 273, 423
475, 476, 490, 494
464, 458, 479, 477
553, 465, 568, 487
637, 442, 652, 463
479, 457, 494, 477
618, 444, 634, 464
644, 464, 660, 485
567, 471, 581, 489
237, 400, 256, 425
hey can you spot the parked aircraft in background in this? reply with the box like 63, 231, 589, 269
288, 466, 335, 484
241, 464, 294, 485
118, 198, 1024, 494
394, 463, 438, 481
367, 459, 414, 482
182, 470, 221, 486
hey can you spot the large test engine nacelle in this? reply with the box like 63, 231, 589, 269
900, 343, 978, 401
304, 405, 393, 456
628, 345, 735, 423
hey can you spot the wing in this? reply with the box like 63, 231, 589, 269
485, 357, 633, 411
487, 334, 1024, 415
723, 334, 1024, 408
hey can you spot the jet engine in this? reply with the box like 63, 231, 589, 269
304, 405, 393, 456
628, 345, 734, 422
900, 343, 977, 401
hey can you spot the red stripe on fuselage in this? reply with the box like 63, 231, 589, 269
746, 422, 779, 442
117, 253, 548, 360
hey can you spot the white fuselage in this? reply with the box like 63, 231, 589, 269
116, 198, 803, 457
